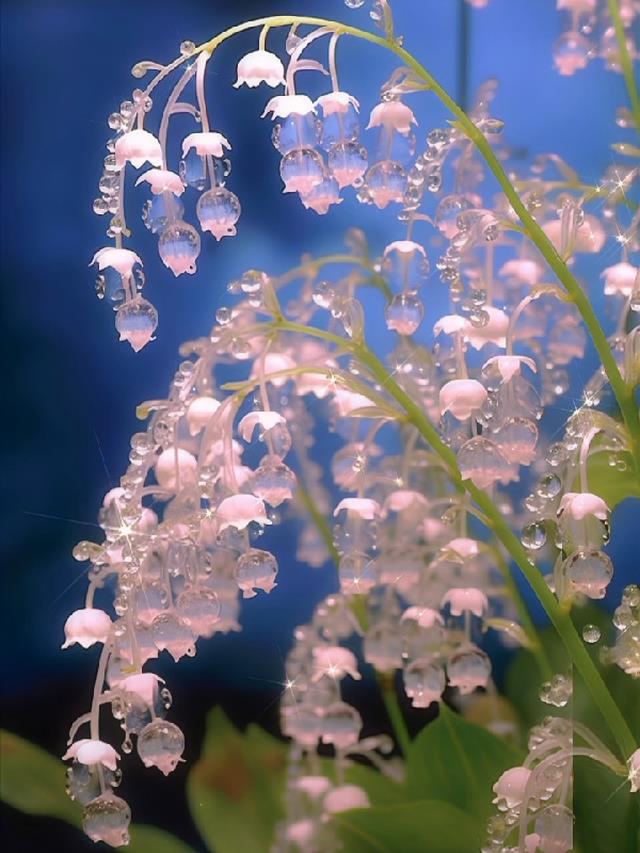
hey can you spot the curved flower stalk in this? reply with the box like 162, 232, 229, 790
72, 0, 640, 845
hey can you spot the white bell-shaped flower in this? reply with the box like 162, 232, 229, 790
64, 739, 120, 771
62, 608, 112, 649
115, 129, 162, 170
234, 50, 285, 88
439, 379, 488, 420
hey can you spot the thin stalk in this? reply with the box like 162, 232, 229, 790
296, 481, 340, 565
607, 0, 640, 133
379, 671, 412, 755
193, 15, 640, 466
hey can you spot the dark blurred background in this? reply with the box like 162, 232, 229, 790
1, 0, 636, 850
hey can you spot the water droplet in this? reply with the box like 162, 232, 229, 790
521, 521, 547, 550
582, 624, 601, 644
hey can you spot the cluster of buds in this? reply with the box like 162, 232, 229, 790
553, 0, 639, 76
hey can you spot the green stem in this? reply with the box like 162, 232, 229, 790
379, 672, 412, 756
607, 0, 640, 133
296, 481, 341, 565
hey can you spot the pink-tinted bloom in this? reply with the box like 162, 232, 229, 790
301, 175, 343, 214
627, 748, 640, 793
367, 101, 417, 134
483, 355, 537, 383
543, 214, 605, 254
492, 766, 533, 808
439, 379, 488, 420
333, 388, 376, 417
262, 95, 316, 119
186, 396, 221, 436
441, 587, 488, 617
285, 821, 317, 846
323, 785, 370, 814
601, 262, 638, 296
499, 259, 544, 286
64, 739, 119, 771
446, 537, 480, 558
120, 673, 163, 706
383, 239, 426, 258
115, 129, 162, 170
181, 131, 231, 158
135, 169, 184, 196
250, 352, 297, 387
238, 410, 286, 442
217, 495, 270, 531
333, 498, 381, 520
557, 0, 596, 11
154, 448, 198, 490
434, 314, 470, 336
401, 606, 444, 628
316, 91, 360, 115
294, 775, 331, 798
464, 307, 509, 350
62, 608, 112, 649
447, 645, 492, 694
312, 646, 361, 681
91, 247, 142, 276
234, 50, 285, 88
384, 490, 429, 512
558, 492, 609, 521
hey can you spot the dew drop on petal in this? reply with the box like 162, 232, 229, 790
582, 624, 601, 644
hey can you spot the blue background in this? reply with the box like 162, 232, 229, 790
1, 0, 637, 849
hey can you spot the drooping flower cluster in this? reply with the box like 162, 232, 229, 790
69, 1, 640, 847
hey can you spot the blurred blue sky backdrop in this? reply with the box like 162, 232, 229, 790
1, 0, 636, 745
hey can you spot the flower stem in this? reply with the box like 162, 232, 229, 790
606, 0, 640, 134
195, 14, 640, 469
379, 671, 412, 756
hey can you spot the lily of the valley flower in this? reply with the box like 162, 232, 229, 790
498, 259, 544, 286
439, 379, 488, 420
333, 498, 381, 520
91, 247, 142, 276
62, 608, 112, 649
186, 396, 221, 436
492, 766, 533, 808
446, 537, 480, 558
217, 494, 270, 531
154, 447, 198, 490
64, 739, 120, 771
238, 410, 286, 442
401, 606, 444, 628
601, 262, 638, 297
120, 673, 164, 706
181, 132, 231, 158
323, 785, 370, 814
558, 492, 609, 521
543, 213, 605, 255
115, 129, 162, 170
464, 306, 509, 350
441, 587, 489, 617
135, 169, 184, 196
316, 91, 360, 115
483, 355, 537, 383
367, 101, 417, 134
262, 95, 316, 119
312, 646, 361, 682
234, 49, 285, 88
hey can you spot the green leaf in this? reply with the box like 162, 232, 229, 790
584, 451, 640, 509
333, 799, 481, 853
127, 825, 199, 853
344, 763, 405, 807
0, 731, 197, 853
0, 730, 81, 827
186, 707, 287, 853
405, 706, 523, 823
573, 756, 640, 853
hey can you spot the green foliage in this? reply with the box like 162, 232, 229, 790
573, 756, 640, 853
0, 730, 197, 853
583, 449, 640, 509
186, 707, 288, 853
405, 705, 524, 825
333, 800, 481, 853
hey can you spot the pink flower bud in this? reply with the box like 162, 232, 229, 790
312, 646, 361, 682
323, 784, 370, 814
441, 587, 488, 617
316, 91, 360, 115
262, 95, 316, 119
234, 50, 285, 88
217, 495, 270, 531
238, 410, 286, 442
333, 498, 381, 520
134, 168, 184, 196
154, 448, 198, 490
91, 247, 142, 276
64, 739, 120, 771
601, 262, 638, 297
186, 396, 221, 436
439, 379, 488, 420
62, 608, 111, 649
181, 131, 231, 158
558, 492, 608, 521
367, 101, 417, 134
492, 766, 533, 808
114, 129, 162, 170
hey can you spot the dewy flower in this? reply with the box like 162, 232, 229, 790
439, 379, 488, 420
135, 169, 185, 196
261, 95, 316, 119
120, 673, 164, 707
312, 646, 361, 681
237, 410, 286, 442
367, 101, 417, 134
333, 498, 381, 520
557, 492, 609, 521
217, 495, 270, 531
181, 131, 231, 158
492, 766, 533, 809
601, 261, 638, 297
433, 314, 470, 336
464, 306, 509, 350
62, 608, 112, 649
542, 213, 605, 254
91, 247, 142, 277
234, 49, 286, 88
384, 490, 429, 512
186, 396, 221, 436
64, 739, 120, 771
446, 537, 480, 559
315, 91, 360, 115
498, 258, 544, 286
323, 785, 370, 814
441, 587, 489, 617
483, 355, 537, 383
115, 129, 162, 170
401, 606, 444, 628
154, 447, 198, 490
